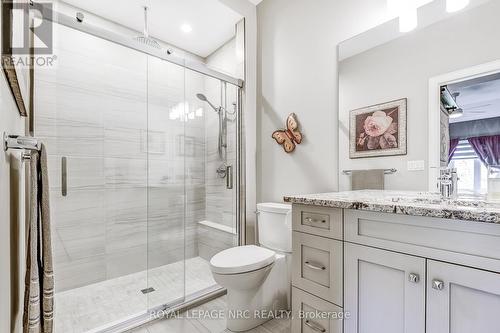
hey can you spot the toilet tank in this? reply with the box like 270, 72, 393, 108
256, 203, 292, 253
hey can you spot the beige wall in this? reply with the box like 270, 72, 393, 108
0, 68, 26, 333
256, 0, 393, 202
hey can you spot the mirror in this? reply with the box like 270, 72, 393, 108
337, 0, 500, 193
440, 73, 500, 198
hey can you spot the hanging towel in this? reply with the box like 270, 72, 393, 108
23, 143, 54, 333
351, 169, 385, 190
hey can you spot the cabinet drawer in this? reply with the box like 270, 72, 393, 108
292, 287, 343, 333
293, 204, 342, 240
292, 231, 343, 306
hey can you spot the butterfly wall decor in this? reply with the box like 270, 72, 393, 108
272, 113, 303, 153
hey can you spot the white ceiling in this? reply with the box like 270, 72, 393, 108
62, 0, 243, 57
448, 73, 500, 123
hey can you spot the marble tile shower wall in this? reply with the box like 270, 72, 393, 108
203, 83, 238, 229
35, 24, 206, 292
197, 37, 242, 260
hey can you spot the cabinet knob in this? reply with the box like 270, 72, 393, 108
432, 279, 445, 291
408, 273, 420, 283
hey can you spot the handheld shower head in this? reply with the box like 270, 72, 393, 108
196, 93, 207, 101
197, 92, 227, 161
196, 93, 219, 112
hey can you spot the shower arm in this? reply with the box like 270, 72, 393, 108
143, 6, 149, 38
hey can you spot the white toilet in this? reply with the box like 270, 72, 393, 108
209, 202, 292, 332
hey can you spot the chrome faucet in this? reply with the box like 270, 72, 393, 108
438, 168, 459, 200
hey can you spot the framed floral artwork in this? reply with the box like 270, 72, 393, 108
349, 98, 407, 158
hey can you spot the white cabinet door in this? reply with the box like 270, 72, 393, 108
344, 243, 425, 333
427, 260, 500, 333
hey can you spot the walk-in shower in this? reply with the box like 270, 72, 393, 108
33, 4, 244, 333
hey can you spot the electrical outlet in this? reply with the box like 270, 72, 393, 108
408, 160, 425, 171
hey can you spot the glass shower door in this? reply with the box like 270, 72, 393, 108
183, 70, 240, 298
36, 12, 243, 331
35, 22, 150, 332
146, 56, 186, 310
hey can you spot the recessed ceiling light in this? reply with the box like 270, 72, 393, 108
181, 24, 192, 33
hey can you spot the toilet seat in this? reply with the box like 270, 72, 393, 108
210, 245, 276, 275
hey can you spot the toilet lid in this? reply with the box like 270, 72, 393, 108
210, 245, 276, 274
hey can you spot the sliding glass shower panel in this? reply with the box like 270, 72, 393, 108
184, 70, 239, 296
146, 56, 186, 309
35, 23, 150, 332
34, 10, 242, 331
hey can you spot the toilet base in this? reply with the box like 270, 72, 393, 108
217, 254, 290, 332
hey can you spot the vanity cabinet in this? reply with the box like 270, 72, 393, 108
427, 260, 500, 333
344, 243, 426, 333
290, 203, 500, 333
291, 204, 344, 333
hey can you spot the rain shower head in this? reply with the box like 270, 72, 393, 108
134, 6, 161, 50
196, 93, 219, 112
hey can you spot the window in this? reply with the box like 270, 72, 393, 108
450, 140, 487, 195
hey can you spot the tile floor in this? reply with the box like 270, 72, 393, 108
128, 296, 291, 333
55, 257, 216, 333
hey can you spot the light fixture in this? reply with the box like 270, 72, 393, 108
446, 0, 470, 12
180, 23, 192, 33
399, 7, 418, 32
449, 107, 464, 118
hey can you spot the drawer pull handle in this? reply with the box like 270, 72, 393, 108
304, 217, 327, 224
432, 279, 445, 291
62, 156, 67, 197
304, 261, 326, 271
305, 319, 326, 333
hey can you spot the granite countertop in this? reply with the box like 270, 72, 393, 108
283, 190, 500, 224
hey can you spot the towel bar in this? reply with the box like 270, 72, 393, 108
3, 132, 40, 152
4, 132, 40, 162
342, 168, 397, 175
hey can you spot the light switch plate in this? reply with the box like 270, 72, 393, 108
408, 160, 425, 171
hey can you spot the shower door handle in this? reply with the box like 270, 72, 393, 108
226, 165, 233, 190
62, 157, 67, 197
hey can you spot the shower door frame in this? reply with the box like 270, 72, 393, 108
35, 6, 247, 333
39, 5, 244, 89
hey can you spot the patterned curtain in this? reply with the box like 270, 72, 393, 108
468, 135, 500, 166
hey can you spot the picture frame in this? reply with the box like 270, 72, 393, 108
1, 0, 31, 117
349, 98, 407, 159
